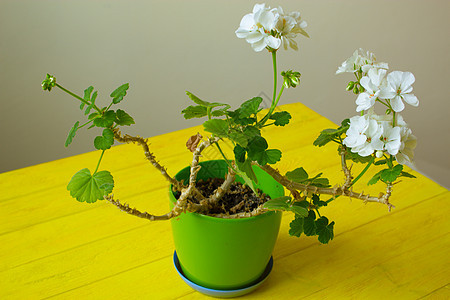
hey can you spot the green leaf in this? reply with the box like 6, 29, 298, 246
211, 106, 231, 117
93, 110, 116, 128
247, 136, 268, 157
94, 128, 114, 150
81, 86, 93, 110
303, 210, 317, 236
289, 216, 304, 237
374, 159, 388, 166
380, 165, 403, 183
65, 121, 80, 147
115, 109, 135, 126
313, 120, 350, 147
203, 119, 229, 137
316, 217, 335, 244
81, 86, 97, 115
182, 105, 208, 119
269, 111, 291, 126
262, 196, 291, 211
368, 170, 383, 185
293, 200, 310, 209
88, 112, 100, 120
238, 97, 262, 118
243, 126, 261, 139
84, 91, 97, 115
235, 158, 258, 186
185, 91, 229, 109
264, 149, 282, 165
400, 171, 416, 179
67, 168, 114, 203
229, 131, 248, 147
312, 194, 328, 207
286, 167, 308, 182
110, 83, 129, 104
289, 203, 309, 217
233, 145, 246, 163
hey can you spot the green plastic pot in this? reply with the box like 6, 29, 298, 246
169, 160, 283, 290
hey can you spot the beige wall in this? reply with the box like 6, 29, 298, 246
1, 0, 449, 188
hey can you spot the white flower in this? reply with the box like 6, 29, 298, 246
273, 7, 309, 50
355, 68, 387, 112
235, 4, 281, 52
343, 115, 384, 157
336, 48, 388, 75
379, 71, 419, 112
396, 125, 417, 168
380, 124, 401, 155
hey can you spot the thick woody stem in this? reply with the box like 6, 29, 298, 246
113, 128, 205, 200
105, 195, 172, 221
113, 129, 182, 189
260, 164, 394, 209
212, 205, 268, 219
340, 148, 353, 190
188, 166, 237, 214
105, 136, 219, 221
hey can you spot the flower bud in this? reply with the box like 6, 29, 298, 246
281, 70, 301, 88
41, 74, 56, 91
353, 86, 359, 94
376, 150, 384, 158
346, 81, 355, 91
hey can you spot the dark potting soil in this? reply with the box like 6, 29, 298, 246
176, 177, 271, 215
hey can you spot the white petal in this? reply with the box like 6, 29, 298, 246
391, 96, 405, 112
266, 36, 281, 49
400, 72, 415, 90
402, 93, 419, 107
258, 10, 276, 29
359, 76, 372, 92
251, 39, 267, 52
378, 87, 396, 100
235, 28, 250, 38
253, 3, 266, 14
239, 14, 255, 29
246, 31, 264, 43
387, 71, 403, 89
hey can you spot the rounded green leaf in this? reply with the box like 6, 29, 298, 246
94, 128, 114, 150
67, 168, 114, 203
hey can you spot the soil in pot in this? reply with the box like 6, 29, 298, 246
174, 177, 272, 215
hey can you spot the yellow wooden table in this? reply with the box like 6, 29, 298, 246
1, 103, 449, 299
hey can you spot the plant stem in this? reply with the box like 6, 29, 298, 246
94, 150, 106, 174
260, 50, 279, 126
214, 141, 235, 172
326, 156, 374, 204
56, 83, 102, 114
271, 50, 277, 105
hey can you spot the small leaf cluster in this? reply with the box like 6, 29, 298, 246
182, 92, 292, 184
66, 83, 135, 150
285, 167, 330, 188
313, 119, 349, 148
289, 210, 335, 244
368, 161, 416, 185
263, 193, 334, 244
64, 83, 135, 203
42, 74, 137, 205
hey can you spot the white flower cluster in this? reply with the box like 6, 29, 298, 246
235, 4, 309, 52
338, 49, 419, 168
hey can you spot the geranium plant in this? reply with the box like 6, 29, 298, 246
41, 3, 418, 245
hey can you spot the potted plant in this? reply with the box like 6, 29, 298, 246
41, 3, 419, 297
